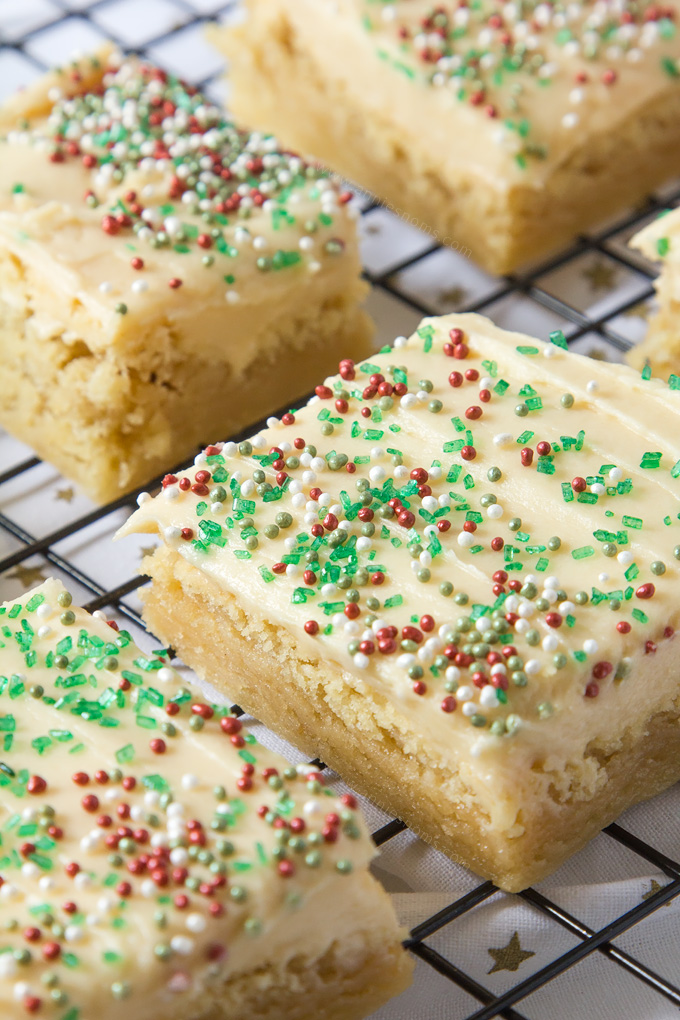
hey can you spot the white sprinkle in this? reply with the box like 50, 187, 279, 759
225, 290, 240, 303
171, 936, 194, 956
583, 639, 599, 655
136, 491, 151, 506
99, 281, 113, 295
480, 686, 499, 708
487, 503, 503, 519
561, 112, 579, 129
525, 659, 542, 675
586, 379, 599, 394
457, 685, 474, 702
163, 526, 181, 542
181, 774, 199, 791
0, 955, 17, 978
186, 913, 207, 934
617, 551, 634, 567
462, 702, 478, 717
494, 432, 514, 446
609, 467, 623, 482
457, 531, 475, 548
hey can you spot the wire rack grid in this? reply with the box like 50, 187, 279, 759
1, 2, 680, 1018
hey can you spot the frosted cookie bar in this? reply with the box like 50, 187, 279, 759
0, 579, 410, 1019
213, 0, 680, 274
629, 207, 680, 379
0, 50, 371, 504
122, 312, 680, 892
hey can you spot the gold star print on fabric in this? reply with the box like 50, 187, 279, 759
581, 259, 618, 292
55, 487, 75, 503
5, 564, 48, 589
642, 880, 672, 906
437, 285, 469, 308
487, 931, 536, 974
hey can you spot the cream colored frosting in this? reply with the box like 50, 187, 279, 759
122, 312, 680, 831
277, 0, 680, 187
0, 579, 378, 1018
0, 50, 361, 366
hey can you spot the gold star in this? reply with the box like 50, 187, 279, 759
582, 259, 618, 292
139, 545, 158, 559
5, 564, 48, 589
623, 300, 651, 320
487, 931, 536, 974
642, 879, 671, 905
437, 284, 469, 308
55, 486, 75, 503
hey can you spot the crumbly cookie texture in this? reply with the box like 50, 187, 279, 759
629, 207, 680, 378
0, 49, 371, 504
0, 579, 410, 1020
214, 0, 680, 273
122, 312, 680, 891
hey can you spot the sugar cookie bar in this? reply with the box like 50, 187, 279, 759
122, 312, 680, 892
0, 50, 371, 504
213, 0, 680, 274
629, 207, 680, 378
0, 579, 410, 1019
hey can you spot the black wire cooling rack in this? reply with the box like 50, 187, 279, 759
1, 2, 680, 1017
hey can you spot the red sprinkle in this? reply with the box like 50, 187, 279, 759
636, 583, 655, 599
592, 661, 613, 679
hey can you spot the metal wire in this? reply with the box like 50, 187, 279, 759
1, 4, 680, 1016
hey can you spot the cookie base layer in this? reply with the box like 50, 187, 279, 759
627, 313, 680, 379
199, 887, 411, 1020
214, 9, 680, 275
140, 545, 680, 892
0, 249, 371, 503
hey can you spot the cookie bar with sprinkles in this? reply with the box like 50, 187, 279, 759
628, 206, 680, 379
122, 312, 680, 892
0, 578, 411, 1019
214, 0, 680, 274
0, 49, 371, 504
